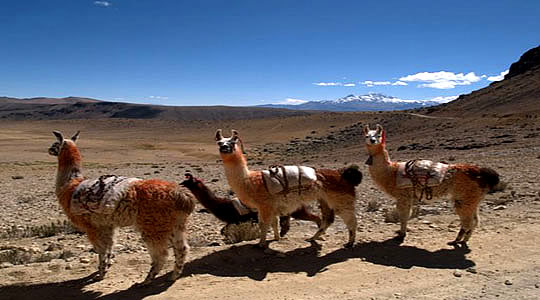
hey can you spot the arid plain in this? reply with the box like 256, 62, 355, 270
0, 103, 539, 300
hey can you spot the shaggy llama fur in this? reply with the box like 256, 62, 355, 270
48, 131, 195, 284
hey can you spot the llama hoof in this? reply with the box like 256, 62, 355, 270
254, 243, 268, 249
447, 240, 459, 246
169, 272, 181, 282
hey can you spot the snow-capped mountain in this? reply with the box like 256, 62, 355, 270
259, 93, 455, 111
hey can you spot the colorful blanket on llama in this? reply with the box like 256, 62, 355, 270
395, 159, 449, 188
71, 175, 141, 215
262, 165, 317, 195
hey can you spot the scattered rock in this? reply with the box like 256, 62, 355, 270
466, 267, 478, 274
11, 176, 24, 180
0, 262, 14, 269
79, 257, 91, 264
453, 270, 462, 277
504, 279, 513, 286
493, 205, 507, 211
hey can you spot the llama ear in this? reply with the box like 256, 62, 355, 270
184, 173, 193, 181
231, 130, 239, 140
381, 129, 386, 144
363, 124, 370, 135
215, 129, 223, 141
71, 131, 80, 142
376, 124, 383, 134
53, 131, 64, 143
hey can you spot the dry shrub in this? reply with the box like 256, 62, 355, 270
0, 220, 81, 239
366, 199, 381, 212
222, 222, 260, 244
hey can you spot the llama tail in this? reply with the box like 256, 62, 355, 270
461, 166, 500, 190
175, 188, 196, 214
316, 164, 363, 190
341, 164, 363, 186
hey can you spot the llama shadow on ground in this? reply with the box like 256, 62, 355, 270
183, 238, 475, 281
0, 271, 175, 300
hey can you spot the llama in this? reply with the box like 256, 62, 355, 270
363, 124, 500, 245
180, 173, 322, 238
48, 131, 195, 284
215, 129, 363, 248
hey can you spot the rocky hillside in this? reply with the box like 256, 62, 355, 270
423, 45, 540, 117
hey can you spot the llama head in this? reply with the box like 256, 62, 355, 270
48, 130, 80, 156
362, 124, 385, 147
215, 129, 243, 154
180, 173, 202, 189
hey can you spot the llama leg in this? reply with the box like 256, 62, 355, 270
142, 238, 168, 284
309, 200, 334, 241
87, 226, 115, 280
257, 208, 274, 248
291, 206, 322, 228
396, 197, 413, 241
271, 216, 280, 241
336, 208, 357, 248
279, 216, 291, 237
449, 198, 480, 246
170, 215, 190, 281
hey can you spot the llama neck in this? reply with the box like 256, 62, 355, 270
367, 145, 395, 185
189, 183, 228, 210
221, 151, 251, 192
55, 142, 84, 197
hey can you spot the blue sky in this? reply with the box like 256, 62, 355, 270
1, 1, 539, 106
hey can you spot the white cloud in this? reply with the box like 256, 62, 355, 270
275, 98, 308, 105
313, 82, 342, 86
487, 70, 509, 82
391, 81, 408, 86
399, 71, 483, 89
428, 95, 459, 103
148, 95, 169, 100
343, 83, 356, 87
94, 1, 111, 7
361, 80, 391, 87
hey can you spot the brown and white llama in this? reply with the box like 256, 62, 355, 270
215, 129, 363, 248
363, 124, 500, 245
180, 173, 322, 238
48, 131, 195, 284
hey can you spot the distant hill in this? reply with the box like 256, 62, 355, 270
425, 45, 540, 117
0, 96, 101, 105
0, 98, 313, 121
259, 93, 448, 112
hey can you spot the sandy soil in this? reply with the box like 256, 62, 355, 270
0, 115, 539, 299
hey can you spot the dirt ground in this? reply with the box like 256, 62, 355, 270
0, 115, 539, 299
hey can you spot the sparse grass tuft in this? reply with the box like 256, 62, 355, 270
0, 220, 82, 239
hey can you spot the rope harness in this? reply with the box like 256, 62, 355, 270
404, 159, 434, 203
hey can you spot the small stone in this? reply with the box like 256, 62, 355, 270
65, 263, 73, 270
0, 262, 14, 269
466, 267, 477, 274
75, 244, 87, 250
453, 270, 462, 277
504, 279, 513, 285
79, 257, 91, 264
493, 205, 507, 211
11, 175, 24, 180
534, 283, 539, 288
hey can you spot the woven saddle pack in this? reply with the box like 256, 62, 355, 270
262, 165, 317, 195
395, 159, 449, 188
71, 175, 141, 215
